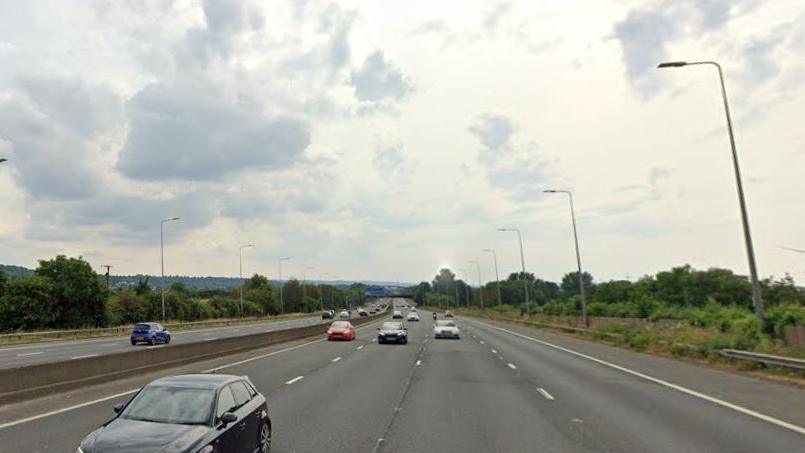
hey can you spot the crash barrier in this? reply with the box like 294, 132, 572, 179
0, 311, 387, 405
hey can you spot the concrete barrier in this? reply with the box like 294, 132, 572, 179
0, 312, 387, 405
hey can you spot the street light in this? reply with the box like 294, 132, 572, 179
0, 158, 7, 164
498, 227, 530, 315
239, 244, 255, 317
278, 257, 290, 313
482, 248, 502, 306
544, 189, 588, 327
658, 60, 765, 329
468, 260, 484, 309
160, 217, 180, 320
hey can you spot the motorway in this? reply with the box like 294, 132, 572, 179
0, 314, 336, 369
0, 300, 803, 452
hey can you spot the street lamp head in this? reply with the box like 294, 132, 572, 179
241, 244, 255, 248
657, 61, 687, 68
0, 158, 7, 163
543, 189, 557, 193
280, 257, 290, 261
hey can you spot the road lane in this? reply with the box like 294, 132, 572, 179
1, 304, 802, 452
0, 303, 390, 369
458, 317, 805, 452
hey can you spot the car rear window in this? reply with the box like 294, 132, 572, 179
331, 321, 350, 328
436, 321, 456, 327
381, 322, 403, 330
134, 324, 151, 331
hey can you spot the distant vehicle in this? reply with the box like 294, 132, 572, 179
321, 311, 333, 319
327, 321, 356, 341
392, 310, 403, 319
444, 311, 454, 318
434, 320, 460, 339
130, 322, 170, 346
358, 308, 368, 316
338, 310, 351, 319
406, 312, 420, 322
377, 321, 408, 344
76, 374, 271, 453
432, 312, 437, 320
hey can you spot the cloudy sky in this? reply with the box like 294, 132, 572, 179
1, 0, 804, 285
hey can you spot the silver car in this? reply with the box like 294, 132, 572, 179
434, 320, 460, 339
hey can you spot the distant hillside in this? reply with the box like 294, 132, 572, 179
0, 264, 34, 277
2, 264, 412, 289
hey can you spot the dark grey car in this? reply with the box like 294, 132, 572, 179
77, 374, 271, 453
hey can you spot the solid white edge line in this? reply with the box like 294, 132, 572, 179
0, 317, 390, 430
71, 354, 98, 360
507, 363, 517, 370
285, 376, 304, 385
479, 321, 805, 436
15, 352, 44, 357
331, 357, 342, 362
537, 388, 555, 401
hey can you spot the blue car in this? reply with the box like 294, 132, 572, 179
130, 322, 171, 346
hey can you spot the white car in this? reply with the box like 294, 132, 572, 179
338, 310, 351, 319
407, 312, 420, 322
434, 320, 460, 339
392, 310, 404, 319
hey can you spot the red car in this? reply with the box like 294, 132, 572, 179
327, 321, 356, 341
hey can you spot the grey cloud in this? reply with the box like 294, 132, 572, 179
739, 30, 786, 87
613, 0, 741, 99
484, 2, 513, 33
468, 112, 514, 157
469, 112, 555, 200
283, 4, 356, 78
372, 141, 412, 184
186, 0, 262, 64
649, 166, 672, 187
25, 190, 217, 244
116, 82, 310, 181
409, 19, 447, 36
350, 51, 413, 102
0, 76, 122, 200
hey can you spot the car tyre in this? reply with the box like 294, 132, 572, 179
258, 420, 271, 453
148, 337, 155, 346
130, 339, 136, 345
165, 335, 171, 344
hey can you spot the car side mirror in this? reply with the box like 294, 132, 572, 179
219, 412, 238, 426
113, 403, 124, 414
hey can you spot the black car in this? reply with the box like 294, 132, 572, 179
377, 321, 408, 344
77, 374, 271, 453
321, 310, 333, 319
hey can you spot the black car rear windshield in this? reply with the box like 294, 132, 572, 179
381, 322, 403, 330
122, 386, 214, 425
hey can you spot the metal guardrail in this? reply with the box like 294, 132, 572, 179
0, 313, 313, 344
720, 349, 805, 371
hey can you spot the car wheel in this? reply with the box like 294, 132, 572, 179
148, 337, 155, 346
165, 335, 171, 344
130, 339, 136, 345
258, 420, 271, 453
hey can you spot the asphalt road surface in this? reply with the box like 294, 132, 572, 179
0, 304, 803, 452
0, 312, 370, 369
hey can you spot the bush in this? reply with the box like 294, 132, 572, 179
0, 276, 59, 330
765, 304, 805, 335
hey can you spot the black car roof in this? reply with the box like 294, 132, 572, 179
147, 374, 243, 390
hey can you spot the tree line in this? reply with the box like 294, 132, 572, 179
411, 264, 805, 334
0, 255, 366, 332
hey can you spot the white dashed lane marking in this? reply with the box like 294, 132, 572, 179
537, 388, 555, 400
16, 352, 43, 357
332, 357, 342, 363
507, 363, 517, 370
285, 376, 304, 385
71, 354, 98, 360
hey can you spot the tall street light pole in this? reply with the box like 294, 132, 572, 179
545, 189, 588, 327
239, 244, 255, 317
482, 248, 502, 306
658, 60, 764, 329
278, 257, 290, 313
160, 217, 180, 320
498, 227, 530, 315
468, 260, 484, 309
